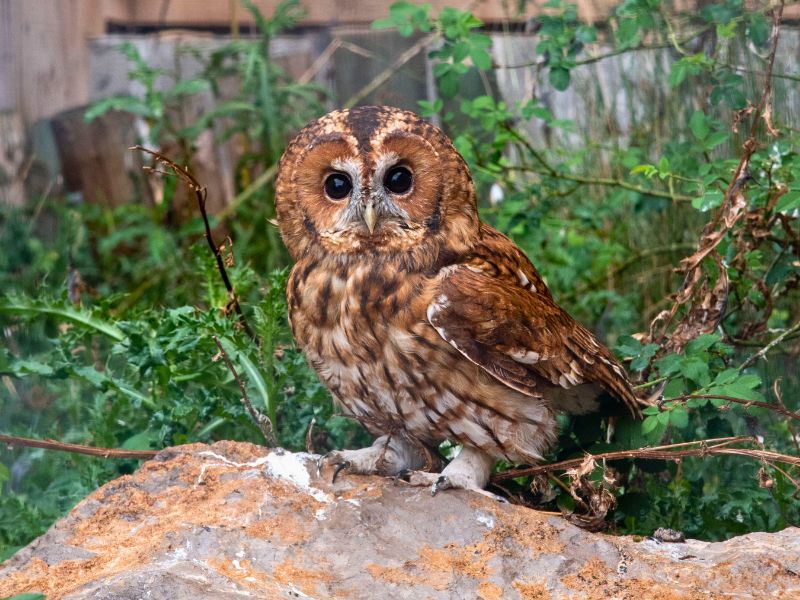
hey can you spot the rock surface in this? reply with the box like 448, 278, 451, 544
1, 441, 798, 599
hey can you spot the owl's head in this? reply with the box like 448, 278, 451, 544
275, 106, 480, 263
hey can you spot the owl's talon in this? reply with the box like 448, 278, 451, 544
431, 475, 449, 496
331, 460, 351, 483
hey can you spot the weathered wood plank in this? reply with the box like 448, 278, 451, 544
50, 107, 137, 207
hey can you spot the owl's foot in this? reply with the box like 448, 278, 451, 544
317, 434, 435, 483
404, 446, 505, 501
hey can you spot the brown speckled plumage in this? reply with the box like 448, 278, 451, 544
276, 106, 640, 471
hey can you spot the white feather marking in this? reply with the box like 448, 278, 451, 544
438, 264, 460, 277
426, 304, 437, 322
518, 270, 530, 287
507, 348, 541, 364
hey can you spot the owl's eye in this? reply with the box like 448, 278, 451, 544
324, 173, 352, 200
384, 166, 413, 195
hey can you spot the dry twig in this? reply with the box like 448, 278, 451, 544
0, 434, 158, 460
662, 393, 800, 423
646, 1, 786, 353
492, 436, 800, 482
212, 336, 277, 446
131, 146, 256, 341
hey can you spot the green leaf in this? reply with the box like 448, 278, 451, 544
669, 408, 689, 429
165, 79, 211, 98
685, 333, 720, 353
631, 344, 658, 372
689, 111, 710, 140
679, 356, 710, 385
775, 191, 800, 213
548, 67, 571, 91
8, 359, 55, 376
0, 297, 125, 341
371, 17, 396, 29
662, 377, 686, 399
668, 61, 688, 87
85, 96, 152, 121
470, 47, 493, 70
692, 190, 724, 212
748, 13, 770, 46
642, 415, 660, 434
218, 337, 275, 426
703, 131, 729, 150
122, 430, 155, 450
631, 164, 658, 178
614, 335, 643, 357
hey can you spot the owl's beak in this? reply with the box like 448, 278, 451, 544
363, 203, 377, 235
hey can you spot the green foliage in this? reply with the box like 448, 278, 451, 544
374, 2, 492, 97
3, 0, 799, 559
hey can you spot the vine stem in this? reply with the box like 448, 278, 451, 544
503, 127, 694, 202
492, 436, 800, 482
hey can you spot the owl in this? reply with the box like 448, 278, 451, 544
275, 106, 641, 496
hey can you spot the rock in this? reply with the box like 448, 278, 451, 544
1, 441, 798, 599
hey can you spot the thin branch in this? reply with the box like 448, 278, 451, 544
664, 393, 800, 422
504, 127, 694, 202
0, 434, 158, 460
495, 20, 718, 71
492, 436, 800, 482
738, 320, 800, 371
305, 416, 317, 454
344, 32, 437, 109
131, 146, 256, 341
212, 336, 277, 446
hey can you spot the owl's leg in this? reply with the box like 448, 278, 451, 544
406, 446, 503, 500
318, 434, 434, 482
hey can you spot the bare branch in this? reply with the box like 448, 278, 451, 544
131, 146, 256, 341
492, 436, 800, 482
663, 393, 800, 422
738, 320, 800, 371
0, 434, 158, 460
212, 336, 277, 446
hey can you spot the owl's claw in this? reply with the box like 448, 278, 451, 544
317, 451, 352, 483
332, 460, 351, 483
431, 475, 449, 496
401, 447, 508, 501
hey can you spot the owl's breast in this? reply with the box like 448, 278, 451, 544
286, 256, 556, 461
287, 257, 431, 433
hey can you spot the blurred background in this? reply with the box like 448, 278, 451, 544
2, 0, 799, 556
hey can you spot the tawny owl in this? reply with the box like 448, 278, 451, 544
275, 106, 641, 496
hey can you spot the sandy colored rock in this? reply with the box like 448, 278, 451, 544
1, 441, 798, 599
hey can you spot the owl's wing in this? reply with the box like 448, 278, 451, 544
427, 263, 642, 418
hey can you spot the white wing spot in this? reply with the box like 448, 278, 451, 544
518, 270, 530, 287
426, 304, 436, 322
507, 348, 541, 364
